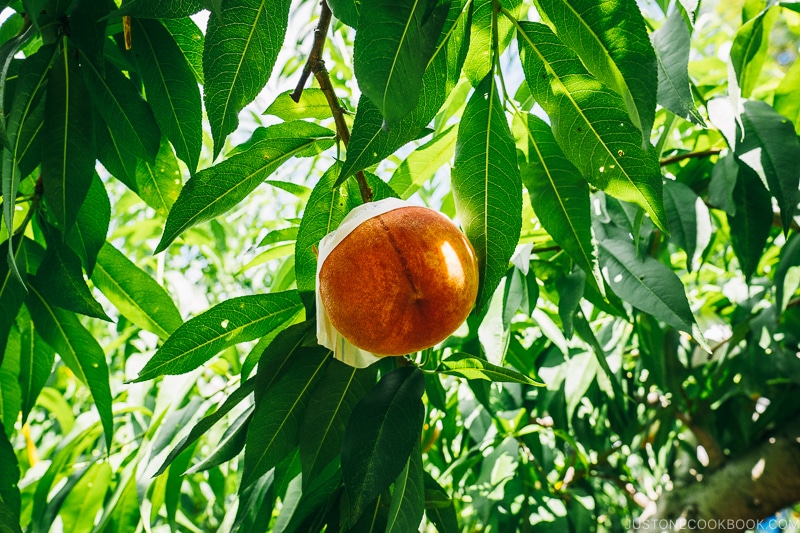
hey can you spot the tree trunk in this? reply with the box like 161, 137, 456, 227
632, 420, 800, 532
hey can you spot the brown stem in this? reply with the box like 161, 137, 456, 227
675, 411, 726, 470
659, 149, 722, 167
292, 0, 372, 203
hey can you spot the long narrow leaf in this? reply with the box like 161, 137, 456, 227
134, 290, 304, 381
26, 281, 114, 448
517, 21, 668, 232
452, 73, 522, 314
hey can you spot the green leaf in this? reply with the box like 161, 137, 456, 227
116, 0, 203, 17
154, 378, 255, 477
135, 136, 182, 218
735, 100, 800, 234
423, 471, 458, 532
708, 153, 738, 216
386, 442, 424, 533
536, 0, 658, 140
452, 73, 522, 314
0, 327, 21, 436
3, 45, 54, 284
254, 321, 317, 404
299, 361, 376, 488
204, 0, 291, 156
775, 233, 800, 312
0, 23, 35, 150
133, 18, 203, 172
437, 352, 542, 385
41, 42, 96, 233
58, 462, 112, 533
463, 0, 520, 86
16, 307, 55, 425
353, 0, 448, 127
730, 5, 778, 98
340, 0, 469, 180
134, 290, 303, 381
0, 421, 21, 526
264, 89, 333, 121
33, 226, 110, 321
80, 52, 160, 163
650, 8, 705, 126
295, 163, 398, 305
388, 124, 457, 199
0, 237, 26, 364
517, 113, 603, 293
96, 117, 138, 192
328, 0, 359, 27
774, 58, 800, 134
599, 238, 694, 333
92, 242, 183, 341
26, 280, 114, 448
185, 405, 253, 474
162, 17, 205, 85
728, 160, 772, 282
258, 227, 299, 248
156, 121, 335, 253
662, 179, 711, 271
341, 366, 425, 523
242, 350, 329, 488
516, 21, 669, 233
65, 174, 110, 277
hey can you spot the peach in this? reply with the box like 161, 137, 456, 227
318, 206, 479, 356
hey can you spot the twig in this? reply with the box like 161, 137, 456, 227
659, 149, 722, 167
292, 0, 372, 203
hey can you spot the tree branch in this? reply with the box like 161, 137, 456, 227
660, 149, 722, 167
292, 0, 372, 203
633, 418, 800, 532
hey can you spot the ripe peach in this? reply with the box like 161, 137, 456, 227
318, 206, 479, 356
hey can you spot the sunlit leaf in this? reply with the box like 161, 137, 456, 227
156, 121, 335, 253
204, 0, 291, 155
438, 352, 542, 385
58, 462, 112, 533
730, 5, 778, 98
264, 89, 332, 121
463, 0, 520, 85
92, 242, 183, 341
536, 0, 659, 139
134, 136, 182, 218
517, 21, 668, 232
162, 17, 205, 85
452, 73, 522, 313
517, 113, 603, 293
134, 290, 303, 381
388, 125, 457, 199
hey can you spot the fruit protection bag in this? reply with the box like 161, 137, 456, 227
315, 197, 412, 368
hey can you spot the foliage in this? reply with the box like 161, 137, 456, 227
0, 0, 799, 531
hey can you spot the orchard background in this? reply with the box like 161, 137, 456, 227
1, 0, 800, 531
